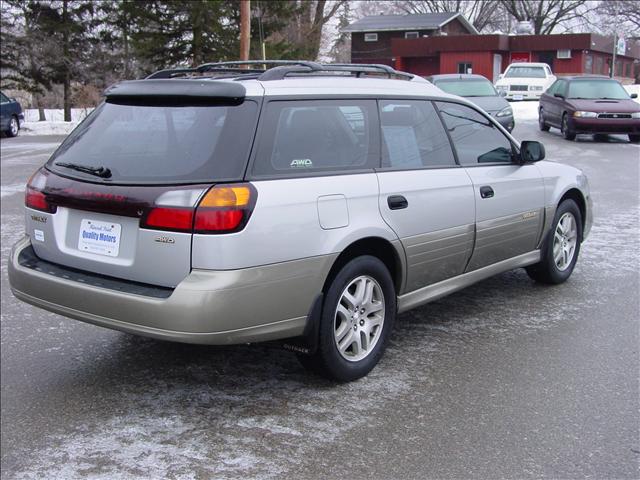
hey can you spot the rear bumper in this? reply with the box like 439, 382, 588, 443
9, 236, 336, 345
571, 117, 640, 135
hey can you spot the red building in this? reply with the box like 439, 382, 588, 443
345, 14, 640, 83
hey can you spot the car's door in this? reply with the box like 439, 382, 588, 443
546, 79, 568, 127
375, 99, 476, 293
0, 92, 10, 128
435, 101, 545, 271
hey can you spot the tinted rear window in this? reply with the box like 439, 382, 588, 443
47, 100, 258, 184
435, 79, 497, 97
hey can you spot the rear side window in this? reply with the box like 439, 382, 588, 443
47, 100, 258, 184
436, 102, 514, 165
252, 100, 377, 177
379, 100, 455, 169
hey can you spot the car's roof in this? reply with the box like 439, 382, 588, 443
507, 62, 549, 67
429, 74, 490, 81
561, 75, 616, 81
229, 76, 461, 99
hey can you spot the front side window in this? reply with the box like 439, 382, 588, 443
0, 92, 9, 103
252, 100, 377, 176
379, 100, 455, 169
435, 102, 514, 166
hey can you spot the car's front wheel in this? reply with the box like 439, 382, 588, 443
561, 113, 576, 141
538, 108, 550, 131
5, 116, 19, 138
526, 199, 582, 284
297, 255, 396, 382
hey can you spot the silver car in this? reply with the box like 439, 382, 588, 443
9, 61, 593, 381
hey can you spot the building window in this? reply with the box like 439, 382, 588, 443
457, 62, 472, 74
625, 61, 632, 78
364, 33, 378, 42
616, 59, 623, 76
595, 56, 604, 74
584, 55, 593, 74
405, 31, 419, 39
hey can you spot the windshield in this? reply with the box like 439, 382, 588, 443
435, 79, 497, 97
505, 67, 546, 78
568, 80, 630, 100
47, 100, 258, 184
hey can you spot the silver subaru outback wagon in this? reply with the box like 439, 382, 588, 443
9, 61, 592, 381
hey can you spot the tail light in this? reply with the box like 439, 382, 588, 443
194, 184, 256, 233
141, 183, 256, 234
25, 170, 57, 213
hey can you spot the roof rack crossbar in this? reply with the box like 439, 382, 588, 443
146, 61, 415, 82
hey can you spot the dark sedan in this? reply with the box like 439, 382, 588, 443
427, 74, 514, 132
0, 91, 25, 137
538, 76, 640, 142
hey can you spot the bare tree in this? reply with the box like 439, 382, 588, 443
396, 0, 507, 33
500, 0, 595, 34
594, 0, 640, 37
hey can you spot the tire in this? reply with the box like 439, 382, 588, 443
561, 113, 576, 141
526, 199, 582, 284
297, 255, 396, 382
5, 116, 19, 137
538, 109, 550, 131
629, 134, 640, 143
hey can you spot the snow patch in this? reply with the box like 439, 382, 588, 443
1, 184, 25, 198
20, 121, 79, 136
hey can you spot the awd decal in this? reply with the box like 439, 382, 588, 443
30, 215, 47, 223
290, 159, 313, 168
154, 236, 175, 244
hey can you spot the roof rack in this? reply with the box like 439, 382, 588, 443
146, 61, 415, 81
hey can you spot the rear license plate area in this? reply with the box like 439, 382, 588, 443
78, 219, 122, 257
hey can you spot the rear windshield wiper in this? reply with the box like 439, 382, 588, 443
54, 162, 112, 179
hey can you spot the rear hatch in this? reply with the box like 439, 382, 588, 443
25, 80, 259, 288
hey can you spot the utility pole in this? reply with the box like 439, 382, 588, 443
611, 33, 616, 78
240, 0, 251, 62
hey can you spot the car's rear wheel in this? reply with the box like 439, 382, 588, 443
526, 199, 582, 284
561, 113, 576, 141
6, 116, 19, 137
629, 134, 640, 143
538, 108, 550, 131
297, 255, 396, 382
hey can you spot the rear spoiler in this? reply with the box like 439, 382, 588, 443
104, 80, 246, 106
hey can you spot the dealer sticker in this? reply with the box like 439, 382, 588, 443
78, 219, 121, 257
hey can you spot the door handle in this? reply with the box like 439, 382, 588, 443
387, 195, 408, 210
480, 186, 494, 199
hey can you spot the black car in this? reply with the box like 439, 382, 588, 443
1, 91, 25, 137
427, 74, 514, 132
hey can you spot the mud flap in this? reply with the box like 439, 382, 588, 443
280, 293, 323, 355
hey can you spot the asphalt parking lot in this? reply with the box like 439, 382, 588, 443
1, 113, 639, 479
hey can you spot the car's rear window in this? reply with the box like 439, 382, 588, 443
435, 79, 497, 97
47, 100, 258, 184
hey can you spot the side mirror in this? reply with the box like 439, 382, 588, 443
499, 90, 507, 97
631, 93, 638, 99
553, 92, 564, 99
520, 141, 545, 163
498, 74, 504, 80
